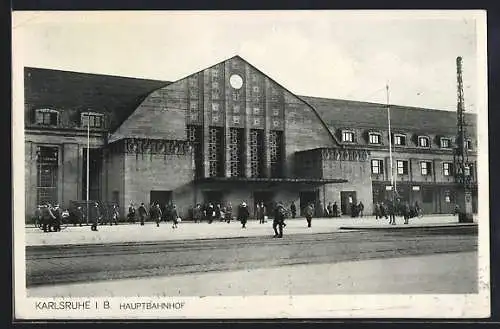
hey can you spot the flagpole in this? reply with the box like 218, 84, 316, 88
87, 118, 90, 224
386, 84, 394, 201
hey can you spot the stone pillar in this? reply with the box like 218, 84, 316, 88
62, 143, 79, 208
203, 70, 210, 178
244, 64, 252, 178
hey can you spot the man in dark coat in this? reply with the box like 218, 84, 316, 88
238, 202, 250, 228
304, 203, 314, 228
225, 202, 233, 223
90, 202, 101, 231
151, 202, 162, 227
138, 203, 148, 226
387, 200, 396, 225
273, 202, 286, 238
110, 204, 119, 226
52, 204, 62, 232
193, 204, 202, 223
171, 204, 179, 229
127, 202, 136, 223
332, 201, 339, 217
403, 202, 411, 224
206, 203, 215, 224
290, 201, 297, 219
41, 203, 56, 232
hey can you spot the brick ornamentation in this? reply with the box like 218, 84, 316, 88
321, 148, 370, 162
124, 138, 192, 155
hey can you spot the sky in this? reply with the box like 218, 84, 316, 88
13, 11, 485, 111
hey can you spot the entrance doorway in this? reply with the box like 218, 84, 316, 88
340, 191, 357, 216
203, 190, 224, 206
253, 191, 275, 216
299, 191, 318, 216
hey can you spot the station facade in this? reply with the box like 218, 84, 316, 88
24, 56, 478, 220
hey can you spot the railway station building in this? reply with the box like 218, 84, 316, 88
24, 55, 478, 220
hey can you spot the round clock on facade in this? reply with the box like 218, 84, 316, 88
229, 74, 243, 89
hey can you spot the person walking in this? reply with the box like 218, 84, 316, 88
388, 200, 396, 225
193, 204, 202, 223
403, 202, 411, 225
304, 203, 314, 228
327, 202, 333, 218
225, 202, 233, 223
332, 201, 339, 217
238, 202, 250, 229
52, 203, 62, 232
256, 202, 266, 224
290, 201, 297, 219
127, 202, 136, 223
171, 204, 179, 229
374, 202, 381, 220
151, 202, 162, 227
273, 202, 286, 238
110, 204, 119, 226
90, 202, 101, 231
138, 202, 148, 226
358, 201, 365, 217
206, 202, 215, 224
41, 203, 56, 232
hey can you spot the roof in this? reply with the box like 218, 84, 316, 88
300, 96, 477, 136
24, 67, 170, 131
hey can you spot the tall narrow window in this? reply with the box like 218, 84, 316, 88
371, 159, 384, 174
394, 134, 406, 146
397, 160, 409, 175
36, 146, 58, 205
229, 128, 244, 177
369, 133, 381, 144
440, 138, 451, 148
342, 130, 354, 142
208, 127, 223, 177
443, 162, 453, 176
420, 161, 432, 176
269, 130, 284, 177
250, 129, 264, 178
187, 125, 203, 178
418, 136, 430, 148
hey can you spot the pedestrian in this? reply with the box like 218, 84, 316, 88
388, 200, 396, 225
90, 202, 101, 231
304, 202, 314, 228
332, 201, 339, 217
193, 204, 202, 223
374, 202, 381, 219
327, 202, 333, 218
238, 202, 250, 228
52, 203, 62, 232
273, 202, 286, 238
290, 201, 297, 219
206, 202, 215, 224
138, 202, 148, 226
403, 202, 411, 225
111, 204, 119, 226
127, 202, 136, 223
380, 202, 388, 219
41, 203, 55, 232
215, 204, 222, 222
358, 201, 364, 217
171, 204, 179, 229
151, 202, 162, 227
34, 205, 42, 228
225, 202, 233, 223
256, 201, 265, 224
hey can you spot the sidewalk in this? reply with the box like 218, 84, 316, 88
25, 215, 472, 247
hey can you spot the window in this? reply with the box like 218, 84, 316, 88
211, 69, 219, 78
273, 120, 280, 128
418, 136, 430, 148
211, 103, 220, 112
81, 112, 104, 128
466, 139, 473, 150
397, 160, 409, 175
35, 109, 59, 125
212, 114, 219, 123
369, 133, 381, 144
371, 159, 384, 174
342, 130, 354, 142
212, 81, 219, 89
443, 162, 453, 176
440, 138, 451, 148
394, 134, 406, 146
253, 118, 261, 126
420, 161, 432, 176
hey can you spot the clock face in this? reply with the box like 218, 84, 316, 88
229, 74, 243, 90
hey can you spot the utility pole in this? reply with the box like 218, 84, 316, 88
87, 116, 90, 225
386, 83, 395, 201
454, 56, 473, 223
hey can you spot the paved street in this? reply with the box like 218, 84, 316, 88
26, 222, 477, 293
25, 215, 470, 247
28, 251, 477, 297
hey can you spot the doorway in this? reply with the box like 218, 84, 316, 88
299, 191, 318, 216
253, 191, 275, 217
340, 191, 357, 215
203, 190, 224, 206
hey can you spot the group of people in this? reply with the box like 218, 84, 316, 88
127, 202, 180, 228
374, 200, 422, 225
35, 202, 105, 232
